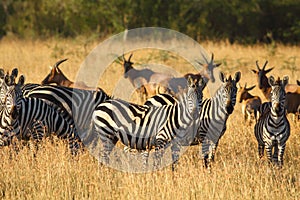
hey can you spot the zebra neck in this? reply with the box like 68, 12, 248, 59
270, 107, 285, 121
178, 92, 197, 117
211, 92, 230, 117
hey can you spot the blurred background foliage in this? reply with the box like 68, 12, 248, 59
0, 0, 299, 44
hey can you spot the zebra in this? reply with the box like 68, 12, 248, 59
142, 71, 241, 170
0, 74, 81, 153
254, 76, 290, 168
91, 75, 205, 170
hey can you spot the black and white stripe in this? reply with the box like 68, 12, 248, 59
0, 76, 81, 152
254, 76, 290, 167
91, 76, 205, 169
197, 71, 240, 169
21, 84, 111, 135
143, 71, 241, 169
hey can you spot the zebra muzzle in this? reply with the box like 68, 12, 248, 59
226, 104, 234, 114
10, 106, 19, 119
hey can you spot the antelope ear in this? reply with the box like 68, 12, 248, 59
49, 66, 53, 70
215, 62, 221, 67
251, 69, 257, 74
265, 67, 274, 74
234, 71, 241, 83
282, 76, 289, 87
219, 71, 226, 83
268, 76, 275, 86
247, 85, 256, 91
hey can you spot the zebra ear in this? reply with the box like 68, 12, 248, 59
219, 71, 226, 83
18, 75, 25, 86
4, 74, 10, 85
282, 76, 289, 87
268, 76, 275, 86
187, 75, 194, 87
234, 71, 241, 83
11, 68, 18, 78
198, 75, 206, 89
0, 69, 4, 78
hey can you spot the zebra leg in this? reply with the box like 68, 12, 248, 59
258, 144, 264, 159
202, 140, 216, 170
277, 143, 286, 168
100, 138, 118, 165
141, 150, 149, 170
171, 142, 180, 171
265, 144, 273, 164
272, 141, 279, 165
154, 138, 167, 170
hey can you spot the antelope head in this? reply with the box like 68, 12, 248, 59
122, 53, 134, 78
197, 53, 221, 83
237, 83, 256, 103
41, 58, 68, 85
251, 60, 274, 89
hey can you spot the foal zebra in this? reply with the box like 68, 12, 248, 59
254, 76, 290, 168
92, 76, 205, 170
0, 75, 81, 152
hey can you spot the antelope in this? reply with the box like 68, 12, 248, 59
41, 59, 96, 90
252, 60, 300, 120
157, 53, 221, 95
121, 53, 174, 103
237, 83, 262, 125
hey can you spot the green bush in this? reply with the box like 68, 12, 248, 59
1, 0, 299, 44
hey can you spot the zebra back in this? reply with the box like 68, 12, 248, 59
22, 84, 111, 133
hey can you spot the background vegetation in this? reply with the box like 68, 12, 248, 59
1, 0, 300, 44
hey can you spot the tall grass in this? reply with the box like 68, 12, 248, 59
0, 37, 299, 199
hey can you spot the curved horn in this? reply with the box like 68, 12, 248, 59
210, 53, 214, 64
255, 60, 260, 70
54, 58, 68, 69
128, 53, 133, 62
262, 60, 268, 70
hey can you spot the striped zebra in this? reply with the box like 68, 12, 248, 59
198, 71, 240, 169
143, 71, 241, 170
0, 74, 81, 153
91, 76, 205, 169
254, 76, 290, 167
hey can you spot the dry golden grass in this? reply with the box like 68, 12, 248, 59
0, 37, 299, 199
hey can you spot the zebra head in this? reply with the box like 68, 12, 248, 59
269, 76, 288, 115
219, 71, 241, 114
2, 74, 24, 120
186, 75, 206, 115
122, 53, 134, 78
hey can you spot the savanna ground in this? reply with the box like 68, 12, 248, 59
0, 36, 299, 199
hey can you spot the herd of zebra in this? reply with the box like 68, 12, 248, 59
0, 53, 299, 171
